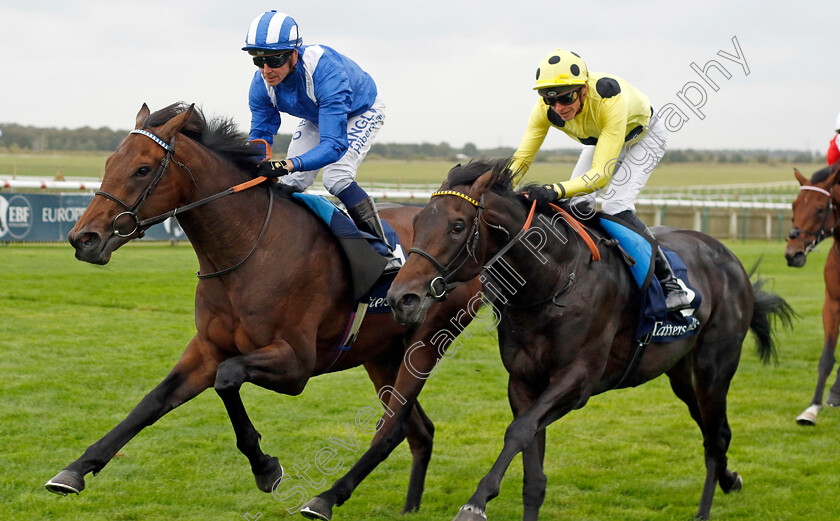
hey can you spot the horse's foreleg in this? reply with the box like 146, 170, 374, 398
826, 362, 840, 407
214, 343, 305, 493
455, 367, 588, 521
363, 358, 437, 514
821, 258, 840, 408
502, 378, 548, 521
813, 334, 839, 405
521, 428, 547, 521
301, 345, 437, 521
45, 340, 216, 495
799, 295, 840, 424
401, 401, 435, 513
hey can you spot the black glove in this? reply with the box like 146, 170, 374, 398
523, 183, 562, 208
257, 160, 291, 178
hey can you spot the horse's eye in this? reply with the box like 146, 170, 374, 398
450, 222, 465, 234
133, 166, 151, 178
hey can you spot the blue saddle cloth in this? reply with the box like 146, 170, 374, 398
598, 217, 701, 344
291, 192, 401, 313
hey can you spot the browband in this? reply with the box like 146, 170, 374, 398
800, 185, 831, 197
431, 190, 482, 207
130, 129, 173, 151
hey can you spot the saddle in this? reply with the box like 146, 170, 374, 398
290, 192, 403, 311
596, 214, 701, 344
289, 193, 407, 367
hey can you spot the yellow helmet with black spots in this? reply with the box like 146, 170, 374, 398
533, 49, 588, 95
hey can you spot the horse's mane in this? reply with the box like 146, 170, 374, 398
811, 162, 840, 184
444, 157, 584, 218
142, 102, 261, 174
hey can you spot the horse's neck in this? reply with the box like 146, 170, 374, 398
484, 204, 585, 305
173, 147, 284, 271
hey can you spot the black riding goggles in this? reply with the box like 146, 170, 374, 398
541, 88, 582, 106
252, 52, 292, 69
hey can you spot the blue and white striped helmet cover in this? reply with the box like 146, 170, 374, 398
242, 11, 302, 52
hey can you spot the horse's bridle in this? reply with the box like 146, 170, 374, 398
408, 190, 485, 299
94, 129, 206, 238
95, 128, 274, 278
789, 185, 838, 254
408, 190, 542, 300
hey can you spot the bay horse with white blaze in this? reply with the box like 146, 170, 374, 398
387, 159, 793, 521
785, 162, 840, 425
48, 103, 481, 520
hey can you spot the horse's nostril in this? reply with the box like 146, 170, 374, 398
70, 231, 100, 251
397, 293, 421, 312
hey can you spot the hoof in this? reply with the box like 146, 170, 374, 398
300, 496, 332, 521
453, 504, 487, 521
723, 473, 743, 494
255, 457, 284, 493
45, 469, 85, 496
796, 404, 822, 426
827, 391, 840, 407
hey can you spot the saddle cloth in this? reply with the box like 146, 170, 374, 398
598, 216, 701, 344
291, 192, 403, 312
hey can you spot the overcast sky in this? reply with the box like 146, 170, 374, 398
1, 0, 837, 152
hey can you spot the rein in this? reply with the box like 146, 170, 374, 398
96, 128, 273, 279
548, 203, 601, 262
791, 185, 838, 253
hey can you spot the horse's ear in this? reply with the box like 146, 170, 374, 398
439, 163, 463, 190
469, 170, 495, 199
158, 103, 196, 142
135, 103, 151, 129
794, 168, 808, 186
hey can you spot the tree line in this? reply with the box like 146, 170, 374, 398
0, 122, 822, 164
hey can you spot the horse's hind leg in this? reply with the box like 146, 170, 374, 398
668, 339, 741, 520
45, 339, 217, 495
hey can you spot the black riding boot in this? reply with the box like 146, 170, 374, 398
347, 197, 402, 272
654, 245, 692, 312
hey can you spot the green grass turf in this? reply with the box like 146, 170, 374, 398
1, 240, 838, 520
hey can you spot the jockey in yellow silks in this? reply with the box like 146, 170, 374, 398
513, 49, 690, 312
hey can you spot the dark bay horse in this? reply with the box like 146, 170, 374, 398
48, 103, 481, 520
386, 159, 794, 521
785, 163, 840, 425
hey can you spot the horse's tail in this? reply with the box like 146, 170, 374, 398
747, 261, 796, 365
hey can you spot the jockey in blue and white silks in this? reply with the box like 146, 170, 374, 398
243, 10, 399, 271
